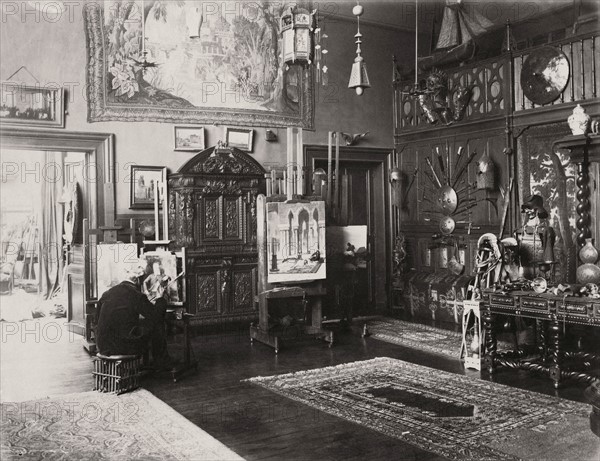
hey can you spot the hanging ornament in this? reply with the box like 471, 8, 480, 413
348, 1, 370, 95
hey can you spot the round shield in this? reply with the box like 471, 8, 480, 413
437, 185, 458, 213
439, 216, 456, 235
521, 46, 570, 105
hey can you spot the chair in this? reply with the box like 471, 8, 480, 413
92, 353, 143, 394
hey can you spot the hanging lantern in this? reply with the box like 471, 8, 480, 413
280, 6, 327, 85
348, 1, 370, 96
280, 7, 314, 67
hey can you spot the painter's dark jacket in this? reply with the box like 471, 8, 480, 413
96, 280, 166, 356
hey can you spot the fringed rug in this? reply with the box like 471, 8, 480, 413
1, 389, 243, 460
246, 358, 599, 461
367, 318, 511, 359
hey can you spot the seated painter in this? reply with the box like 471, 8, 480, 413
95, 260, 175, 370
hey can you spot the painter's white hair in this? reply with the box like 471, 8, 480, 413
119, 258, 148, 282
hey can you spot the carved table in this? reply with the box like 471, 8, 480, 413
482, 290, 600, 388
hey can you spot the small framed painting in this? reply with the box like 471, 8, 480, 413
129, 165, 167, 210
225, 127, 254, 152
0, 82, 64, 128
174, 126, 205, 151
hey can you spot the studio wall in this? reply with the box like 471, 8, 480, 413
0, 1, 415, 215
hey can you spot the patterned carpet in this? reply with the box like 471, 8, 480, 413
0, 389, 243, 460
246, 358, 599, 461
367, 317, 511, 359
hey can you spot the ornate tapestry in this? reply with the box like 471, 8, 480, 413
517, 123, 577, 282
83, 1, 314, 128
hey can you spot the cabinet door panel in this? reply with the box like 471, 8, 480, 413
191, 272, 220, 316
223, 196, 243, 241
199, 196, 222, 242
232, 268, 256, 312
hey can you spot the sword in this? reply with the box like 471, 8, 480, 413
401, 167, 419, 208
425, 157, 443, 188
452, 149, 477, 188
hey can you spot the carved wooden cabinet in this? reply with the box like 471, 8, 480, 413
168, 144, 265, 324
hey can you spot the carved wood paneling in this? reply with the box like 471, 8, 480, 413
224, 198, 240, 239
204, 197, 220, 239
233, 270, 253, 311
195, 273, 218, 314
169, 145, 265, 323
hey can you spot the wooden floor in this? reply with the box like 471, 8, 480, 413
0, 316, 596, 460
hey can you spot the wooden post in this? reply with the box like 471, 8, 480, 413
334, 132, 340, 217
154, 180, 160, 240
287, 128, 294, 200
327, 131, 333, 207
296, 128, 303, 195
162, 181, 168, 241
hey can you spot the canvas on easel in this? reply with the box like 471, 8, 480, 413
96, 243, 139, 298
139, 248, 186, 307
266, 200, 326, 284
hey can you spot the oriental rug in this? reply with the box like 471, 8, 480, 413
367, 317, 511, 359
0, 389, 243, 460
246, 358, 599, 461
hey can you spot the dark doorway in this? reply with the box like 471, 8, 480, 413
304, 145, 392, 317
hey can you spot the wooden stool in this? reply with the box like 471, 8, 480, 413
92, 354, 143, 394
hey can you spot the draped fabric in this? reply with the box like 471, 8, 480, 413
39, 151, 63, 299
435, 0, 494, 50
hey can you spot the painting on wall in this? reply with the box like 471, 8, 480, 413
174, 126, 205, 151
267, 201, 326, 283
83, 1, 313, 128
129, 166, 166, 209
0, 83, 64, 128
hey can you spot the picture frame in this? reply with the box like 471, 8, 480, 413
0, 82, 64, 128
174, 126, 205, 152
266, 200, 326, 283
129, 165, 167, 210
225, 127, 254, 153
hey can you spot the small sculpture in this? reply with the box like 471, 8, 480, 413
339, 132, 369, 146
567, 104, 590, 135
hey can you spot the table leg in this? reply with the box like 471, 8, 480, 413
483, 305, 496, 373
548, 315, 562, 389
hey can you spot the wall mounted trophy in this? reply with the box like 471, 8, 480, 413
520, 46, 570, 105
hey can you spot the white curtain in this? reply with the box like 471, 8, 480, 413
39, 151, 63, 299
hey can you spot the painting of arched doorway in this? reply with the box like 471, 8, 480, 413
266, 201, 326, 283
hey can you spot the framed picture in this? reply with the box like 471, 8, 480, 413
266, 200, 326, 283
0, 82, 64, 128
226, 127, 254, 152
174, 126, 205, 151
129, 165, 167, 210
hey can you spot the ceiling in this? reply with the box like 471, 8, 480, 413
330, 0, 582, 32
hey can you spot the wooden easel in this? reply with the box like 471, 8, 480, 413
249, 195, 333, 353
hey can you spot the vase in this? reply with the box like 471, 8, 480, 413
579, 238, 599, 264
568, 104, 590, 135
576, 263, 600, 285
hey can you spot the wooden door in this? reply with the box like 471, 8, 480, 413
307, 146, 391, 315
